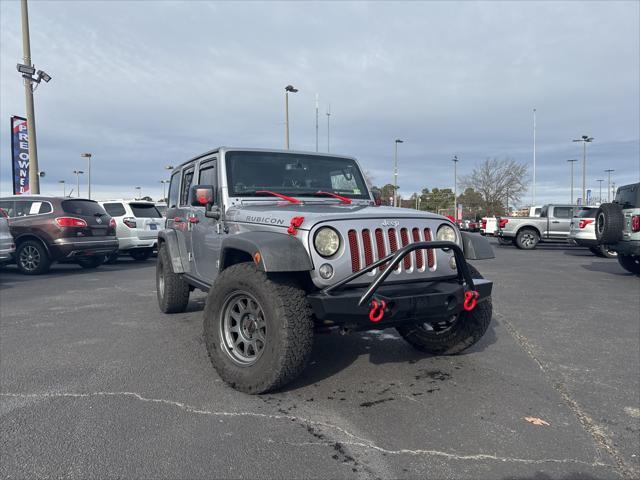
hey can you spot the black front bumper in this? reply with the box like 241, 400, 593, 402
307, 240, 493, 330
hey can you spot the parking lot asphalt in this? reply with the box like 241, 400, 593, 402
1, 238, 638, 480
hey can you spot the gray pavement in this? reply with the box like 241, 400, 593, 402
1, 239, 638, 479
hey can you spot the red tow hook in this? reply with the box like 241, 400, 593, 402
368, 299, 387, 323
463, 290, 479, 312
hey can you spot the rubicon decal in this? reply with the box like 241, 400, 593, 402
245, 215, 285, 225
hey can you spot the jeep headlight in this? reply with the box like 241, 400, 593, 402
437, 224, 457, 243
314, 227, 341, 257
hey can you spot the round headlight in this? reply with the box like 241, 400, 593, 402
437, 224, 457, 243
314, 227, 341, 257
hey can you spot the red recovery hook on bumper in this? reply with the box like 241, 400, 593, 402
368, 299, 387, 323
463, 290, 479, 311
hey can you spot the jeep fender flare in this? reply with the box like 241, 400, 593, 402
220, 231, 313, 272
460, 231, 495, 260
158, 229, 187, 273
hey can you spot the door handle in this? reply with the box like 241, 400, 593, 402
551, 221, 560, 224
188, 216, 199, 224
173, 217, 184, 223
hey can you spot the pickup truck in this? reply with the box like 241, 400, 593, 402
496, 204, 579, 249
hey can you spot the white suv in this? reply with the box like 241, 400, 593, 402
100, 200, 165, 261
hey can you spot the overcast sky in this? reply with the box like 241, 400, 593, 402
1, 0, 638, 205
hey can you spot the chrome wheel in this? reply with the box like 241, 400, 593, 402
157, 260, 165, 298
19, 245, 40, 272
220, 291, 267, 366
520, 232, 537, 248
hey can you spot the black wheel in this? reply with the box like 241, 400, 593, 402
16, 240, 51, 275
130, 249, 152, 261
203, 263, 313, 394
77, 256, 104, 269
589, 245, 617, 259
515, 228, 539, 250
396, 264, 492, 355
595, 204, 624, 244
156, 244, 190, 313
617, 255, 640, 274
497, 237, 513, 246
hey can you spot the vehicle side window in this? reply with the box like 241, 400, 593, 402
103, 202, 126, 217
14, 201, 33, 217
554, 207, 573, 218
167, 171, 181, 208
198, 160, 218, 204
38, 202, 52, 214
540, 206, 548, 218
180, 166, 195, 206
0, 201, 15, 218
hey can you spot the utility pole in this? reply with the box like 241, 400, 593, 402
573, 135, 594, 206
393, 139, 403, 207
532, 108, 536, 207
81, 153, 92, 199
73, 170, 84, 197
604, 169, 615, 202
326, 104, 331, 152
567, 159, 578, 204
20, 0, 40, 194
58, 180, 65, 197
284, 85, 297, 150
452, 155, 459, 219
315, 94, 319, 152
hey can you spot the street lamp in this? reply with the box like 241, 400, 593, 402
73, 170, 84, 197
165, 165, 174, 171
567, 159, 578, 204
604, 169, 615, 202
58, 180, 66, 197
596, 179, 604, 204
284, 85, 298, 150
572, 135, 594, 205
393, 139, 404, 207
452, 155, 459, 219
80, 153, 92, 199
159, 180, 169, 200
135, 186, 142, 199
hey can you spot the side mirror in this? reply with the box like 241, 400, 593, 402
372, 190, 382, 206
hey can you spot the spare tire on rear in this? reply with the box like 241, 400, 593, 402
595, 203, 624, 244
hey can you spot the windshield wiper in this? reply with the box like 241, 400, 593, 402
312, 191, 352, 205
254, 190, 301, 204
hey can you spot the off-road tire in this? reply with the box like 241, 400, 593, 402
589, 245, 617, 259
617, 255, 640, 274
203, 263, 313, 394
595, 203, 624, 244
77, 256, 104, 269
515, 228, 540, 250
130, 249, 152, 261
396, 264, 492, 355
497, 237, 513, 246
16, 239, 51, 275
156, 244, 190, 313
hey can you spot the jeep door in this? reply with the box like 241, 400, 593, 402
170, 164, 195, 270
548, 206, 574, 238
189, 157, 222, 283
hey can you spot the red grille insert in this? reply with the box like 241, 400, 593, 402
400, 228, 411, 269
362, 229, 373, 267
348, 230, 360, 273
424, 228, 434, 268
375, 228, 386, 271
388, 229, 400, 270
412, 228, 424, 269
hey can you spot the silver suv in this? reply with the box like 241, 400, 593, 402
596, 182, 640, 274
156, 148, 495, 393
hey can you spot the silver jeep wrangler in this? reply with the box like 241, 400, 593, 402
156, 148, 495, 393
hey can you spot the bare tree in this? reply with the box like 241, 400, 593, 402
460, 158, 528, 215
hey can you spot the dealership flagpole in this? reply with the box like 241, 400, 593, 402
20, 0, 39, 194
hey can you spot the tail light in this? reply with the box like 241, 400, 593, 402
632, 215, 640, 232
481, 219, 487, 229
109, 218, 116, 229
579, 219, 594, 229
498, 218, 509, 229
123, 217, 137, 228
55, 217, 88, 228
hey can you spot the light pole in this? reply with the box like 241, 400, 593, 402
159, 180, 169, 200
393, 139, 404, 207
165, 165, 174, 171
315, 93, 319, 152
532, 108, 536, 206
572, 135, 594, 205
326, 103, 331, 152
604, 169, 615, 202
17, 0, 52, 195
58, 180, 65, 197
73, 170, 84, 197
284, 85, 298, 149
81, 153, 92, 199
135, 186, 142, 199
452, 155, 459, 219
596, 179, 604, 204
567, 159, 578, 204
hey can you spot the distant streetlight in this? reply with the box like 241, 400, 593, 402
135, 186, 142, 199
452, 155, 459, 219
326, 103, 331, 152
165, 165, 174, 171
393, 139, 404, 207
572, 135, 594, 206
567, 159, 578, 204
58, 180, 66, 197
73, 170, 84, 197
284, 85, 298, 149
159, 180, 169, 200
604, 169, 615, 202
596, 179, 604, 204
80, 153, 92, 199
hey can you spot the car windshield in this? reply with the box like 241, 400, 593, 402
615, 185, 639, 209
225, 151, 370, 199
130, 203, 162, 218
61, 199, 106, 216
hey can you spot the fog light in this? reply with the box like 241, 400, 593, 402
449, 256, 457, 270
319, 263, 334, 279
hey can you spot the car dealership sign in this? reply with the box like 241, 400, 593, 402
11, 115, 30, 195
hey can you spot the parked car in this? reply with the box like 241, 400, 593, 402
496, 204, 578, 249
156, 147, 495, 393
155, 201, 168, 218
99, 200, 165, 261
568, 207, 617, 258
480, 217, 497, 236
595, 182, 640, 274
0, 196, 118, 274
0, 208, 16, 265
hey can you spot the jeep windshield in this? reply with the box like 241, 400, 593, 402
225, 151, 370, 200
